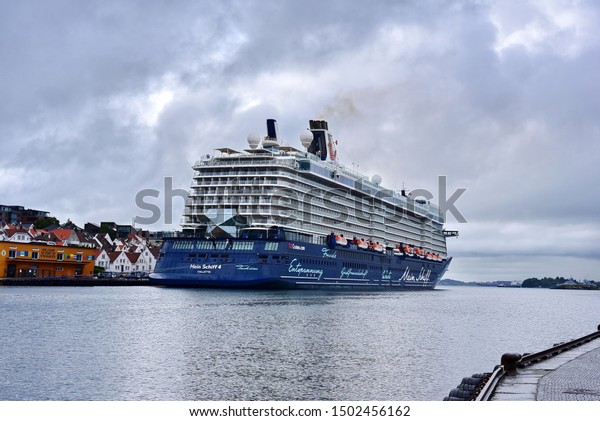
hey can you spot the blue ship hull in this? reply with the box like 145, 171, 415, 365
150, 237, 451, 290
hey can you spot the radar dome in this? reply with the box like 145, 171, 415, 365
371, 174, 382, 185
247, 133, 261, 149
300, 130, 313, 149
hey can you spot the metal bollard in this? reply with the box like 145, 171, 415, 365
501, 353, 522, 372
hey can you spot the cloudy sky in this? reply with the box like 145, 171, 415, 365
1, 0, 599, 282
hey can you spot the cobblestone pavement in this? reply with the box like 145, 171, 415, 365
491, 338, 600, 401
537, 345, 600, 401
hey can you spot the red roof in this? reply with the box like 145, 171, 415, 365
126, 252, 141, 264
4, 228, 30, 238
150, 247, 161, 259
51, 229, 74, 241
108, 251, 123, 263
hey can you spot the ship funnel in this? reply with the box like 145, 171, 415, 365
307, 119, 333, 161
262, 118, 281, 147
309, 120, 328, 131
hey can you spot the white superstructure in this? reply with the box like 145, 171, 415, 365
181, 119, 449, 258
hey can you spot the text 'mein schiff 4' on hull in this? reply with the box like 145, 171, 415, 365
150, 118, 458, 289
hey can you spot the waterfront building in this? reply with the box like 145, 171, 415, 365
51, 229, 81, 245
95, 249, 111, 271
116, 224, 137, 239
0, 205, 50, 225
0, 241, 97, 278
132, 245, 160, 273
2, 227, 34, 243
84, 222, 101, 235
51, 228, 96, 248
107, 251, 133, 273
0, 220, 161, 277
93, 232, 115, 250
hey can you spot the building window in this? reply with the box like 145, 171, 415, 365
32, 251, 39, 260
75, 254, 82, 262
57, 253, 63, 261
9, 250, 16, 258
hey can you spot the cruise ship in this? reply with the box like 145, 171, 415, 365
149, 118, 457, 289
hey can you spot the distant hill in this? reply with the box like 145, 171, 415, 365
440, 277, 599, 289
438, 279, 516, 287
439, 279, 474, 286
521, 277, 599, 289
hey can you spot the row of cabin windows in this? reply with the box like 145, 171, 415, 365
297, 258, 336, 267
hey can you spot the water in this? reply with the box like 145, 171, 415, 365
0, 285, 598, 401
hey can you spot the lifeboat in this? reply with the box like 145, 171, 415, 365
373, 242, 384, 253
335, 234, 348, 247
357, 239, 368, 250
415, 248, 425, 259
393, 246, 403, 256
403, 244, 414, 257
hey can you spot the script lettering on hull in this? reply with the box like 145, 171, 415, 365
288, 258, 324, 280
340, 267, 369, 279
399, 267, 432, 282
321, 248, 337, 259
236, 264, 258, 271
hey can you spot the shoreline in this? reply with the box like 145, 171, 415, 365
0, 277, 150, 287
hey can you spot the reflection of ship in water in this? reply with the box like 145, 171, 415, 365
150, 118, 457, 288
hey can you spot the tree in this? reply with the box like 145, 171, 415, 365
33, 216, 60, 229
521, 276, 572, 288
99, 225, 117, 240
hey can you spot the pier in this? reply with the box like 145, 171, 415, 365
0, 276, 150, 287
445, 324, 600, 400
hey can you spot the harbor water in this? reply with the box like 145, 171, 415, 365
1, 285, 598, 401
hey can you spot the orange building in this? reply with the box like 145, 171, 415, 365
0, 241, 97, 278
